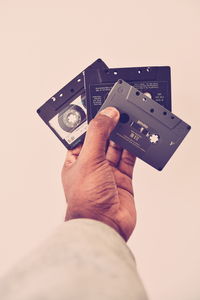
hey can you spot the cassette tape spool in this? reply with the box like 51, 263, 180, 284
99, 79, 191, 171
84, 66, 171, 122
37, 58, 108, 150
58, 104, 86, 133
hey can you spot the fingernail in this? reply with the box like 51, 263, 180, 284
100, 107, 119, 119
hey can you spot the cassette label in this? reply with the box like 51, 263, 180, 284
116, 115, 156, 153
99, 80, 191, 171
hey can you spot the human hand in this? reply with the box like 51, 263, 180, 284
61, 107, 137, 241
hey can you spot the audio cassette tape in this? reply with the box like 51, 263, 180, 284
84, 66, 171, 122
37, 58, 108, 150
99, 79, 191, 171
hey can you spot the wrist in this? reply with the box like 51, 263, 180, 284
65, 207, 127, 241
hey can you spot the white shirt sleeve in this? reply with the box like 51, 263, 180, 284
0, 219, 148, 300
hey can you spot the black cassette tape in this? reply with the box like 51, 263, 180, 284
37, 59, 108, 150
99, 79, 191, 171
84, 66, 171, 122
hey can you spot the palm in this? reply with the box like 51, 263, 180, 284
63, 141, 136, 241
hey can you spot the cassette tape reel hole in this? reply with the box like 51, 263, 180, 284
119, 113, 130, 123
149, 134, 160, 144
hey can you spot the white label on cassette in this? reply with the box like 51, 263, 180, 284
65, 121, 88, 144
49, 95, 88, 145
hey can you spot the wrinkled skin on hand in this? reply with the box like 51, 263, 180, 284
61, 107, 137, 241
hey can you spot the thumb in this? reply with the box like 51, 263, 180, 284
80, 107, 120, 161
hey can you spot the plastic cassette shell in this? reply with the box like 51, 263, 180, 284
99, 80, 191, 171
84, 66, 171, 122
37, 59, 108, 150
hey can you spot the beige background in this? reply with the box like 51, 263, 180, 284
0, 0, 199, 299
